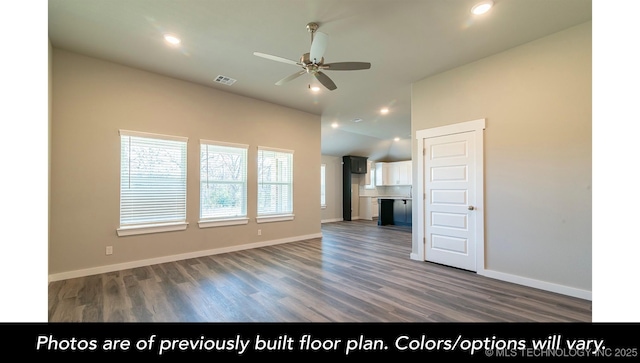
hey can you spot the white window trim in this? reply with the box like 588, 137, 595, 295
200, 139, 249, 149
364, 161, 376, 189
199, 140, 249, 223
257, 146, 294, 217
321, 163, 327, 209
198, 217, 250, 228
257, 145, 295, 154
256, 214, 295, 224
117, 222, 189, 237
119, 129, 188, 143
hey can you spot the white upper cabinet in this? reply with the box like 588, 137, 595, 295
375, 160, 412, 186
375, 162, 385, 186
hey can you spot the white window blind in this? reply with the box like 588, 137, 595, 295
257, 147, 293, 216
200, 140, 248, 221
119, 130, 187, 228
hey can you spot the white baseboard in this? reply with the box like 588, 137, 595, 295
479, 269, 592, 301
321, 218, 343, 224
409, 253, 591, 301
48, 233, 323, 282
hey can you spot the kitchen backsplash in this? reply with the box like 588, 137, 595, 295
359, 185, 412, 198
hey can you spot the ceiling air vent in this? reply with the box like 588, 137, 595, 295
214, 75, 237, 86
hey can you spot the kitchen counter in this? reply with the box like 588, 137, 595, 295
376, 196, 412, 200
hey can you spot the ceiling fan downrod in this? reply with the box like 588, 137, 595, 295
306, 22, 319, 39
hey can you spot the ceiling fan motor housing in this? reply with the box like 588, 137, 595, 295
253, 21, 370, 91
301, 53, 324, 72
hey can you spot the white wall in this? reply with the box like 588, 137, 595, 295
412, 22, 592, 297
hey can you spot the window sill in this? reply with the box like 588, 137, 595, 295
117, 222, 188, 237
198, 217, 249, 229
256, 214, 295, 224
321, 205, 327, 209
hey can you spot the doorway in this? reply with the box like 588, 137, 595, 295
413, 119, 485, 272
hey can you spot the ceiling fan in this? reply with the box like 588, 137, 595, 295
253, 22, 371, 91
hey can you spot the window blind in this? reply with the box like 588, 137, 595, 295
257, 147, 293, 216
119, 130, 187, 227
200, 140, 248, 220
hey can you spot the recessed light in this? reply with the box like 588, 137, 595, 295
331, 122, 339, 128
164, 34, 181, 45
471, 0, 493, 15
380, 108, 389, 114
394, 137, 400, 142
352, 118, 363, 123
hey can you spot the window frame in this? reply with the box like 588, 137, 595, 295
256, 146, 294, 224
364, 160, 376, 189
117, 129, 189, 237
198, 140, 250, 228
320, 163, 327, 209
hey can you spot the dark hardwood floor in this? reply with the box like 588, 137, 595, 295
48, 219, 592, 322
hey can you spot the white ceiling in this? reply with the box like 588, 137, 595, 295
48, 0, 592, 161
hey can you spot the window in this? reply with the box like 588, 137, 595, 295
365, 160, 375, 189
320, 164, 326, 208
257, 147, 294, 223
118, 130, 188, 236
199, 140, 249, 228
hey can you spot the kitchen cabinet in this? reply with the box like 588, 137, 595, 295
375, 163, 387, 186
358, 196, 373, 220
375, 160, 412, 186
344, 155, 368, 174
392, 199, 412, 226
378, 199, 395, 226
342, 155, 368, 221
377, 198, 412, 226
371, 197, 378, 218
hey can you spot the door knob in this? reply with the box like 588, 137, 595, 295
468, 206, 475, 210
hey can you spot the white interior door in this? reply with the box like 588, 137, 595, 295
424, 131, 478, 271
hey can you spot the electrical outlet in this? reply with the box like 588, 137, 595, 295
258, 229, 262, 236
106, 246, 113, 255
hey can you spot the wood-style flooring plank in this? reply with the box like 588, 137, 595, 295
48, 219, 592, 322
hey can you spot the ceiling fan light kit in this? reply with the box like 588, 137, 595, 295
254, 22, 371, 91
471, 0, 494, 15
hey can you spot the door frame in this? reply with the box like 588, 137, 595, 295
412, 119, 486, 274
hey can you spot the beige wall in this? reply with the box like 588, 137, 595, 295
321, 155, 343, 223
50, 49, 321, 278
412, 22, 592, 292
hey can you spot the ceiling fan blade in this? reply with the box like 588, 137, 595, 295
323, 62, 371, 71
275, 70, 306, 85
314, 71, 337, 91
253, 52, 301, 66
309, 31, 328, 64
